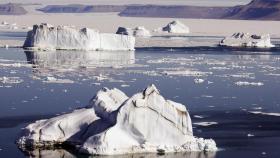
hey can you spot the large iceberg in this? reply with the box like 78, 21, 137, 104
17, 85, 217, 155
158, 20, 190, 34
219, 32, 275, 48
116, 26, 151, 37
23, 23, 135, 51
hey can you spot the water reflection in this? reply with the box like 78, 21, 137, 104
22, 149, 216, 158
24, 50, 135, 70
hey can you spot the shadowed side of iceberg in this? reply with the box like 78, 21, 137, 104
17, 85, 217, 155
23, 23, 135, 51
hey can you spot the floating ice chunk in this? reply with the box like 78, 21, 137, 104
43, 76, 74, 84
219, 32, 275, 48
17, 85, 217, 155
193, 122, 218, 127
235, 81, 264, 86
23, 23, 135, 51
121, 84, 130, 87
193, 115, 204, 119
116, 26, 151, 37
201, 95, 213, 98
249, 111, 280, 117
194, 78, 205, 84
0, 76, 23, 84
210, 67, 230, 70
247, 134, 254, 137
162, 69, 212, 77
158, 20, 190, 34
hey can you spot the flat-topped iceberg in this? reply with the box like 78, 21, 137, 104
219, 32, 275, 48
17, 85, 217, 155
157, 20, 190, 34
116, 26, 151, 37
23, 23, 135, 51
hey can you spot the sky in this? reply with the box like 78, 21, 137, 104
0, 0, 252, 6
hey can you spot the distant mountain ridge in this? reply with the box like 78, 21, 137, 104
38, 4, 126, 13
36, 0, 280, 20
0, 3, 27, 15
119, 0, 280, 20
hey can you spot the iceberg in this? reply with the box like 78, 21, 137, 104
17, 85, 217, 155
23, 23, 135, 51
158, 20, 190, 34
219, 32, 275, 48
116, 26, 151, 37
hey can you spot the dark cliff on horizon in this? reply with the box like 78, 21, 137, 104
0, 3, 27, 15
119, 0, 280, 20
37, 0, 280, 21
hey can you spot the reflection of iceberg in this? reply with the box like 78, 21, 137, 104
237, 54, 272, 61
25, 50, 135, 69
22, 148, 216, 158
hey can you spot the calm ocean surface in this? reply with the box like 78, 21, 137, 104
0, 47, 280, 158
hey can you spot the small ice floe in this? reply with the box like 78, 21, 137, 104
0, 76, 23, 84
210, 67, 230, 70
21, 100, 28, 103
10, 70, 17, 74
193, 122, 218, 127
235, 81, 264, 86
121, 84, 130, 87
247, 133, 254, 137
201, 95, 213, 98
94, 74, 109, 81
193, 115, 205, 119
252, 107, 262, 110
194, 78, 205, 84
249, 111, 280, 117
43, 76, 74, 84
162, 69, 212, 77
0, 63, 31, 68
266, 73, 280, 76
230, 73, 255, 79
218, 73, 255, 79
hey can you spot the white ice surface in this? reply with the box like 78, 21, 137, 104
23, 23, 135, 51
157, 20, 190, 34
17, 84, 217, 155
219, 32, 275, 48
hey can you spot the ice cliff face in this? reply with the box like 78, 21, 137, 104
23, 23, 135, 51
219, 32, 275, 48
17, 85, 217, 155
116, 26, 151, 37
160, 20, 190, 34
